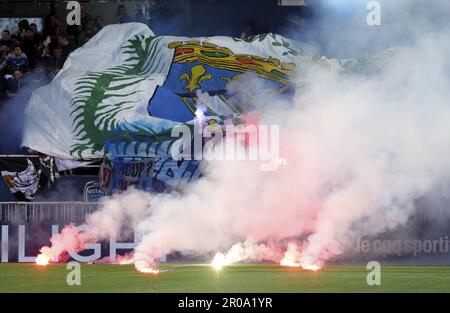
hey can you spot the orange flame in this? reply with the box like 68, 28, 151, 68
134, 260, 160, 274
119, 259, 134, 265
279, 244, 322, 271
280, 257, 323, 271
301, 263, 322, 271
280, 259, 301, 267
116, 254, 134, 265
280, 244, 301, 267
211, 252, 228, 270
35, 254, 50, 266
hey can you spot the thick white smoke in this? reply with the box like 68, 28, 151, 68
39, 0, 450, 268
130, 3, 450, 265
37, 189, 152, 264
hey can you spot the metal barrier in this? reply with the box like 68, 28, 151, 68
0, 202, 99, 223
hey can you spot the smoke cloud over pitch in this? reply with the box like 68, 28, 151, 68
131, 1, 450, 265
41, 0, 450, 267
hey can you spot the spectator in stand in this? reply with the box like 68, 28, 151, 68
37, 35, 52, 60
29, 23, 42, 42
47, 2, 63, 26
5, 45, 28, 70
32, 61, 51, 87
94, 15, 104, 33
66, 22, 80, 46
1, 30, 13, 49
16, 19, 30, 42
3, 68, 23, 97
118, 5, 134, 24
43, 15, 62, 50
49, 47, 64, 76
81, 7, 94, 30
29, 23, 38, 34
57, 34, 76, 63
21, 27, 40, 67
1, 31, 14, 72
0, 46, 7, 72
78, 17, 97, 46
21, 61, 51, 92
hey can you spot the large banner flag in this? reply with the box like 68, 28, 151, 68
108, 156, 204, 193
20, 23, 321, 193
22, 23, 312, 161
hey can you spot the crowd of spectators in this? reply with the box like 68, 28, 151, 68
0, 4, 103, 101
0, 0, 261, 104
0, 1, 179, 103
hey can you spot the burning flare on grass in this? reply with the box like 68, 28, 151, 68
35, 224, 86, 266
280, 243, 322, 271
211, 252, 228, 270
301, 263, 322, 271
279, 243, 301, 267
134, 259, 160, 274
279, 257, 301, 267
211, 241, 283, 269
35, 253, 51, 266
35, 246, 61, 266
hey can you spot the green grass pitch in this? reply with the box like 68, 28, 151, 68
0, 264, 449, 292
